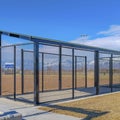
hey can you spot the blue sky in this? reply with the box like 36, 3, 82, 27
1, 0, 120, 49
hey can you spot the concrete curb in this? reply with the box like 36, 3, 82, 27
52, 91, 120, 105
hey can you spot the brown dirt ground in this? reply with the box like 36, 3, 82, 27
40, 92, 120, 120
1, 71, 120, 95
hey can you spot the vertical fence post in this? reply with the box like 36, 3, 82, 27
59, 46, 62, 90
72, 48, 75, 99
0, 33, 1, 95
75, 56, 77, 89
94, 51, 99, 95
21, 49, 24, 94
109, 54, 113, 92
14, 45, 16, 100
85, 56, 87, 88
42, 53, 44, 92
34, 42, 39, 105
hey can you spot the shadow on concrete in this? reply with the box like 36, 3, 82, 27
3, 86, 120, 105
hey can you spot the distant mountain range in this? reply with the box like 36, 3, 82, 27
1, 47, 120, 71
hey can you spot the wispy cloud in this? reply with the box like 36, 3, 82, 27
71, 25, 120, 50
98, 25, 120, 36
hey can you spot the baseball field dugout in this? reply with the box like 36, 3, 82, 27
0, 30, 120, 105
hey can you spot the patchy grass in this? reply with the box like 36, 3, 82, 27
40, 92, 120, 120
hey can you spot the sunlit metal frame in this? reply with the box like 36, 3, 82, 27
0, 30, 120, 105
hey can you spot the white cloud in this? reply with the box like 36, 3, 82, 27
98, 25, 120, 36
71, 25, 120, 50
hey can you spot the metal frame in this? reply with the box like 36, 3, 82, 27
21, 49, 24, 94
0, 33, 1, 95
74, 56, 87, 89
34, 42, 39, 105
14, 46, 16, 100
94, 51, 99, 95
0, 30, 120, 105
1, 30, 120, 54
109, 54, 113, 92
41, 53, 44, 92
72, 48, 75, 99
85, 56, 87, 88
59, 46, 62, 90
23, 49, 87, 91
99, 55, 120, 92
75, 56, 77, 89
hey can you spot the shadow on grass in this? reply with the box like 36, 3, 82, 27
44, 105, 109, 120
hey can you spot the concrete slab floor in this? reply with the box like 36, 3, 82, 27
0, 97, 80, 120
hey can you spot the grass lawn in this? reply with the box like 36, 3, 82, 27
40, 92, 120, 120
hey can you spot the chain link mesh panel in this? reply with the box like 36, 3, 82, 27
99, 58, 109, 86
23, 51, 34, 93
75, 56, 86, 88
1, 46, 14, 95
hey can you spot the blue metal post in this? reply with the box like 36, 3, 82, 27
109, 54, 113, 92
72, 48, 75, 99
0, 33, 1, 95
42, 53, 44, 92
75, 56, 77, 89
59, 46, 62, 90
34, 42, 39, 105
21, 49, 24, 94
14, 45, 16, 100
94, 51, 99, 95
85, 56, 87, 88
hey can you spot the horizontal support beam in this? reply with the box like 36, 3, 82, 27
0, 30, 120, 55
0, 43, 33, 49
23, 49, 86, 58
